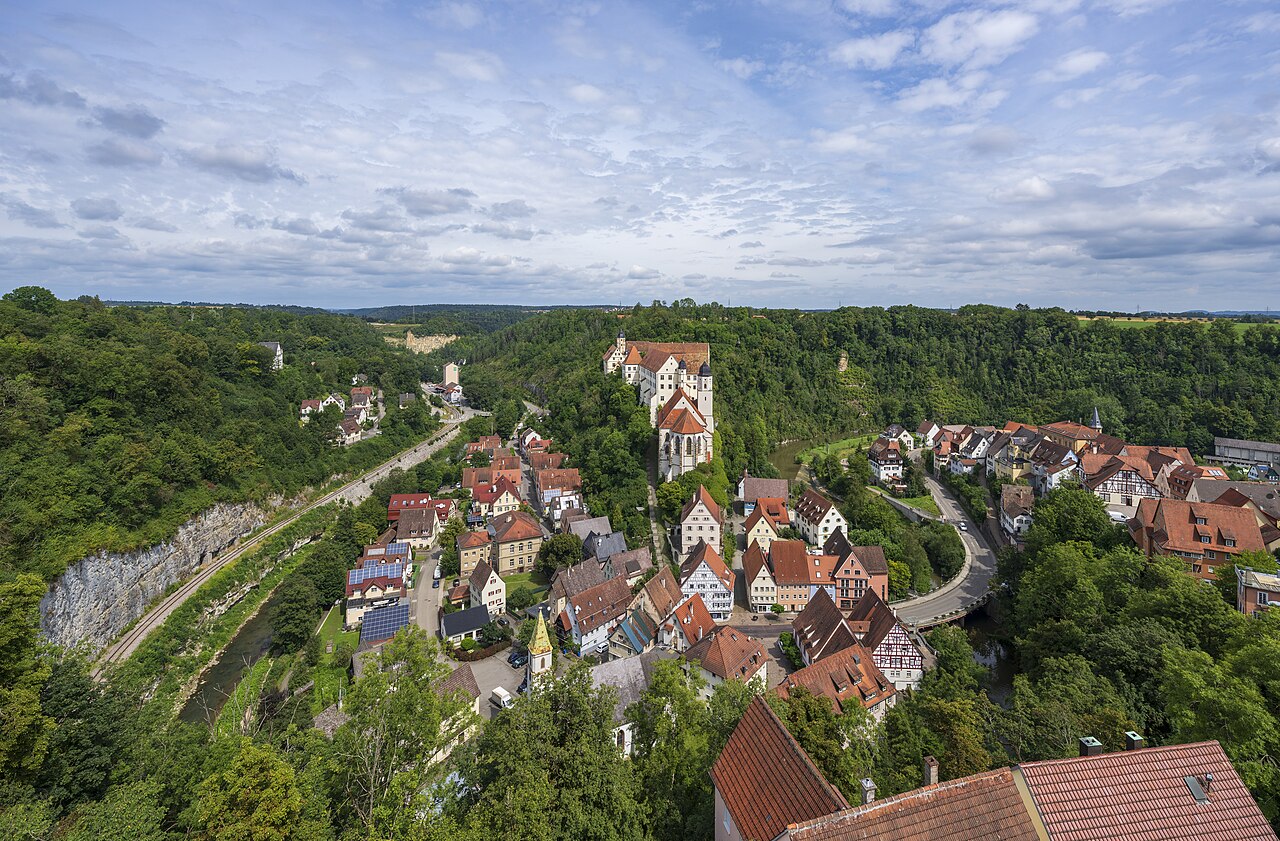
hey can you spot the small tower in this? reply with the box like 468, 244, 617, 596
698, 360, 714, 433
1090, 406, 1102, 432
527, 612, 553, 687
617, 329, 626, 354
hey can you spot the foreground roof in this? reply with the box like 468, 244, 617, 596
710, 697, 850, 841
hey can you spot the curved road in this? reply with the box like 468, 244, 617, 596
93, 403, 475, 677
891, 474, 998, 628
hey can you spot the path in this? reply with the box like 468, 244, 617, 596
645, 437, 668, 564
891, 473, 997, 628
93, 406, 474, 677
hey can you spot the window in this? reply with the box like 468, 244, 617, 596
1225, 539, 1236, 548
1260, 592, 1270, 605
1200, 536, 1210, 544
1195, 517, 1207, 525
1207, 550, 1216, 559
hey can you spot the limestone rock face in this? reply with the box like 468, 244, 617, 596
40, 502, 267, 652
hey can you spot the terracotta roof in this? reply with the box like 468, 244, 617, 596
845, 545, 888, 577
789, 768, 1039, 841
656, 388, 707, 427
641, 566, 685, 621
623, 344, 641, 364
743, 540, 771, 586
472, 476, 522, 506
777, 642, 896, 714
686, 626, 767, 682
741, 474, 790, 503
710, 697, 850, 841
535, 468, 582, 492
462, 466, 520, 489
793, 588, 857, 661
1019, 741, 1276, 841
489, 510, 544, 543
1130, 498, 1266, 556
769, 540, 816, 586
396, 506, 436, 535
1030, 439, 1074, 466
796, 488, 837, 524
624, 340, 710, 371
1041, 420, 1101, 441
868, 438, 902, 463
681, 541, 735, 593
456, 530, 491, 550
744, 506, 781, 536
844, 589, 902, 652
387, 495, 453, 521
1001, 485, 1034, 521
529, 452, 568, 471
680, 485, 722, 523
757, 497, 791, 525
435, 663, 481, 703
568, 576, 633, 635
670, 592, 716, 647
340, 418, 362, 435
661, 408, 708, 435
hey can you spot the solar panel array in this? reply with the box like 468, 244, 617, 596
385, 541, 411, 556
361, 601, 410, 642
347, 562, 405, 587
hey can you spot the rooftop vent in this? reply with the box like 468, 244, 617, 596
1124, 731, 1145, 751
860, 778, 877, 805
1079, 736, 1103, 757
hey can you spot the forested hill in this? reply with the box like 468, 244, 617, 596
344, 303, 560, 335
458, 302, 1280, 463
0, 287, 439, 581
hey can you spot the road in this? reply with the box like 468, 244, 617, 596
891, 473, 997, 628
413, 546, 444, 637
93, 403, 475, 677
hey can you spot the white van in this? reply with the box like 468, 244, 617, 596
490, 687, 513, 709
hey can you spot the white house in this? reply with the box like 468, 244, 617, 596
680, 485, 722, 557
559, 576, 632, 655
679, 541, 735, 620
742, 542, 777, 614
867, 438, 905, 487
684, 627, 768, 701
794, 488, 847, 547
468, 558, 506, 616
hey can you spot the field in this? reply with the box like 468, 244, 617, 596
897, 495, 941, 516
1076, 316, 1276, 334
502, 570, 550, 594
796, 433, 879, 465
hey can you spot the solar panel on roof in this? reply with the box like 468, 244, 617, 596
347, 562, 405, 587
386, 542, 410, 555
360, 601, 410, 642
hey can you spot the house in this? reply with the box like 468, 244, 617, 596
710, 696, 850, 841
322, 392, 345, 412
300, 398, 322, 419
987, 424, 1039, 482
1129, 498, 1267, 582
387, 495, 454, 523
603, 332, 713, 430
534, 468, 584, 524
558, 576, 632, 654
830, 541, 889, 607
396, 507, 436, 549
1161, 463, 1229, 500
1237, 567, 1280, 617
350, 386, 374, 411
567, 514, 613, 542
916, 420, 941, 449
429, 664, 482, 766
1077, 451, 1165, 516
356, 541, 411, 567
468, 477, 523, 526
633, 566, 686, 627
792, 588, 857, 665
589, 648, 678, 756
257, 341, 283, 371
468, 558, 506, 616
443, 383, 463, 405
456, 531, 492, 577
769, 540, 837, 613
680, 486, 722, 557
358, 601, 410, 644
845, 589, 927, 690
777, 643, 897, 721
1248, 464, 1280, 483
656, 387, 714, 481
1000, 484, 1034, 538
607, 606, 661, 660
1213, 435, 1280, 469
1040, 416, 1104, 453
738, 472, 790, 515
743, 508, 781, 554
742, 541, 777, 613
528, 452, 568, 472
881, 423, 914, 450
398, 392, 416, 410
664, 592, 716, 653
684, 627, 768, 700
465, 435, 503, 457
1028, 438, 1079, 496
867, 438, 905, 489
345, 562, 407, 628
584, 531, 628, 566
343, 406, 368, 425
679, 541, 736, 620
947, 455, 980, 476
439, 605, 490, 645
338, 418, 363, 446
1187, 481, 1280, 550
487, 511, 545, 575
784, 739, 1275, 841
548, 559, 609, 617
462, 464, 522, 492
607, 547, 654, 585
794, 488, 847, 547
519, 427, 551, 455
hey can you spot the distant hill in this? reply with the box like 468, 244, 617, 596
340, 303, 606, 335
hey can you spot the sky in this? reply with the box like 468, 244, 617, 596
1, 0, 1278, 311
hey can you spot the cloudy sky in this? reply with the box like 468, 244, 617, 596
2, 1, 1278, 310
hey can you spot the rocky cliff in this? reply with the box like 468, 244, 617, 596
40, 502, 268, 651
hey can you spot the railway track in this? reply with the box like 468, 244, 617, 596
92, 413, 468, 678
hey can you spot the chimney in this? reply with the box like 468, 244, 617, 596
922, 756, 939, 787
1125, 731, 1145, 751
859, 778, 876, 805
1079, 736, 1103, 757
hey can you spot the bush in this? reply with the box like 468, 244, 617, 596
508, 585, 538, 612
779, 632, 804, 670
460, 638, 479, 652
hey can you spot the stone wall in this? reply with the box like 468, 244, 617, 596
39, 502, 268, 652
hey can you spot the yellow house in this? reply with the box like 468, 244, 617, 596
743, 508, 780, 554
457, 531, 492, 577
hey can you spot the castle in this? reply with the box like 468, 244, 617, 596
603, 331, 714, 482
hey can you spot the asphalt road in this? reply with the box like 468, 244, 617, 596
93, 403, 475, 677
891, 473, 997, 628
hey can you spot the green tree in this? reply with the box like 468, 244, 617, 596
536, 533, 583, 575
0, 575, 54, 786
769, 687, 874, 801
270, 575, 321, 653
507, 585, 538, 613
2, 285, 58, 314
60, 781, 171, 841
196, 743, 303, 841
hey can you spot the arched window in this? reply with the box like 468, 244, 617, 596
617, 729, 626, 751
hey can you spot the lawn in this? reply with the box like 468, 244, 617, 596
317, 604, 359, 654
797, 433, 879, 465
502, 570, 550, 594
898, 495, 941, 516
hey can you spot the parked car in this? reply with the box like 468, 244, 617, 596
517, 677, 530, 694
959, 522, 968, 531
497, 617, 509, 627
432, 579, 440, 589
510, 654, 528, 669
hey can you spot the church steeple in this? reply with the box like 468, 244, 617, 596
1090, 406, 1102, 431
527, 612, 553, 686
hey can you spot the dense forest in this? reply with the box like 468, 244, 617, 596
344, 303, 556, 336
0, 286, 440, 580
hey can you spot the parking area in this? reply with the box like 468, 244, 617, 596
466, 650, 527, 720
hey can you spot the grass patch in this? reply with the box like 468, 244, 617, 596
797, 434, 878, 465
898, 495, 941, 516
317, 604, 358, 653
213, 654, 274, 739
1075, 316, 1276, 334
502, 570, 550, 594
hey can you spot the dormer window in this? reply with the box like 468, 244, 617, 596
1225, 538, 1236, 548
1200, 536, 1210, 544
1195, 517, 1207, 525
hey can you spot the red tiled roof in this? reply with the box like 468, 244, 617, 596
793, 588, 856, 661
1131, 498, 1266, 556
568, 576, 633, 635
1019, 741, 1275, 841
670, 592, 715, 647
1041, 420, 1100, 441
769, 540, 815, 585
489, 510, 544, 543
744, 506, 780, 536
844, 545, 888, 577
680, 485, 722, 523
529, 452, 568, 471
536, 468, 582, 492
789, 768, 1039, 841
388, 495, 454, 522
680, 541, 735, 593
757, 497, 791, 525
1001, 485, 1034, 521
844, 589, 903, 652
743, 540, 770, 586
641, 566, 685, 620
472, 476, 522, 506
686, 626, 767, 682
656, 388, 707, 427
456, 531, 491, 550
625, 341, 710, 372
661, 408, 707, 435
710, 697, 850, 841
777, 642, 896, 714
434, 663, 480, 702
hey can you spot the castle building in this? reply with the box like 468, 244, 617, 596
603, 331, 714, 481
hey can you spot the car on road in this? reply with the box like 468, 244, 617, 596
509, 653, 528, 669
959, 522, 968, 531
432, 579, 440, 589
497, 617, 509, 627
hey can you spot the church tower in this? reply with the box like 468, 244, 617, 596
698, 361, 714, 433
1090, 406, 1102, 432
527, 612, 553, 687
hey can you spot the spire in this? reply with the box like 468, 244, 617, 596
529, 612, 552, 655
1090, 406, 1102, 431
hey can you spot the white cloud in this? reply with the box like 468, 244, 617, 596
1052, 86, 1103, 108
814, 127, 882, 154
436, 50, 504, 82
417, 2, 484, 29
991, 175, 1056, 202
1035, 49, 1109, 82
1258, 138, 1280, 163
897, 73, 992, 111
831, 31, 914, 70
441, 246, 511, 266
568, 83, 605, 103
922, 10, 1040, 70
838, 0, 897, 16
627, 265, 660, 279
718, 58, 765, 79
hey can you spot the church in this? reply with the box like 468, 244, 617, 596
603, 331, 714, 482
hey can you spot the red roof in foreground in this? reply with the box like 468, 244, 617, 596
710, 697, 849, 841
1019, 741, 1275, 841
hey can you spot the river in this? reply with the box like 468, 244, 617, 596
768, 438, 818, 481
962, 606, 1016, 707
178, 606, 275, 725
